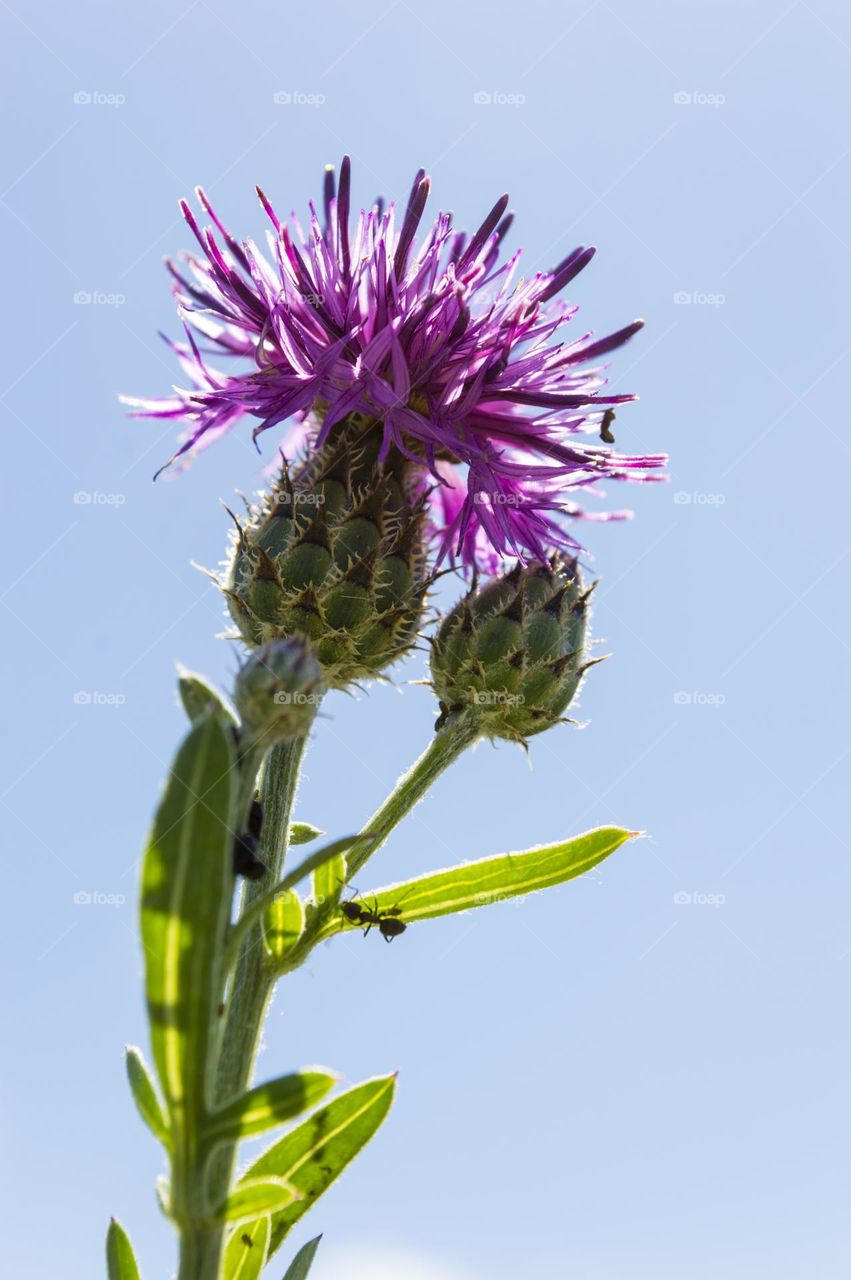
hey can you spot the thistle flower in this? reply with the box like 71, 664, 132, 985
124, 158, 666, 570
430, 556, 595, 744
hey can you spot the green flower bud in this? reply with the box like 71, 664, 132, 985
430, 556, 599, 744
234, 638, 325, 748
224, 419, 430, 689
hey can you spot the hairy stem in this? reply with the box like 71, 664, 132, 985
215, 735, 308, 1101
347, 713, 480, 878
280, 713, 480, 969
177, 733, 308, 1277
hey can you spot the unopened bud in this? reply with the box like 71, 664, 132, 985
234, 637, 325, 747
430, 556, 598, 744
225, 420, 430, 688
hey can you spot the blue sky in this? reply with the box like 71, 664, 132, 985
2, 1, 850, 1277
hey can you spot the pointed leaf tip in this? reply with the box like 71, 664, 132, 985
106, 1218, 142, 1280
281, 1234, 323, 1280
329, 827, 633, 931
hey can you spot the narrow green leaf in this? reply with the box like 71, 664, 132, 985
177, 665, 238, 727
222, 1214, 270, 1280
125, 1045, 169, 1147
205, 1071, 337, 1144
281, 1235, 322, 1280
106, 1218, 141, 1280
263, 889, 305, 961
310, 845, 345, 909
289, 822, 324, 846
216, 1177, 300, 1225
237, 1075, 396, 1258
329, 826, 636, 933
140, 712, 236, 1128
287, 834, 367, 895
225, 835, 372, 974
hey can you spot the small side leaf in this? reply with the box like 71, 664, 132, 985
154, 1176, 171, 1219
282, 1235, 322, 1280
140, 712, 236, 1129
328, 827, 636, 935
222, 1214, 270, 1280
237, 1074, 396, 1259
216, 1177, 300, 1225
125, 1046, 169, 1147
177, 665, 238, 727
284, 834, 374, 895
263, 890, 305, 961
205, 1071, 337, 1145
106, 1218, 142, 1280
289, 823, 324, 846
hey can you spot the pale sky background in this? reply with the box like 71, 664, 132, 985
2, 1, 850, 1277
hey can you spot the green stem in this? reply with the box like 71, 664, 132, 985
222, 833, 372, 974
184, 732, 308, 1273
172, 1126, 222, 1280
347, 712, 480, 878
216, 736, 307, 1101
174, 713, 475, 1278
176, 1227, 217, 1280
280, 713, 480, 969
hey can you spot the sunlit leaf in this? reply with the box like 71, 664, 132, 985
177, 665, 237, 727
222, 1214, 270, 1280
106, 1218, 141, 1280
125, 1045, 169, 1147
236, 1075, 396, 1258
263, 890, 305, 961
205, 1071, 337, 1145
215, 1177, 300, 1225
310, 846, 345, 910
140, 713, 236, 1135
325, 827, 636, 936
289, 823, 324, 846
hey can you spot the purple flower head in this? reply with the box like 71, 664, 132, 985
123, 158, 666, 569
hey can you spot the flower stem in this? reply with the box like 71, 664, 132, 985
189, 733, 309, 1264
216, 735, 307, 1099
347, 712, 480, 877
280, 713, 480, 968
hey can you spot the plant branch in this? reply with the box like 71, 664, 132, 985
278, 712, 480, 969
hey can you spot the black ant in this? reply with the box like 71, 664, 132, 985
599, 409, 616, 444
340, 894, 407, 943
232, 793, 267, 880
